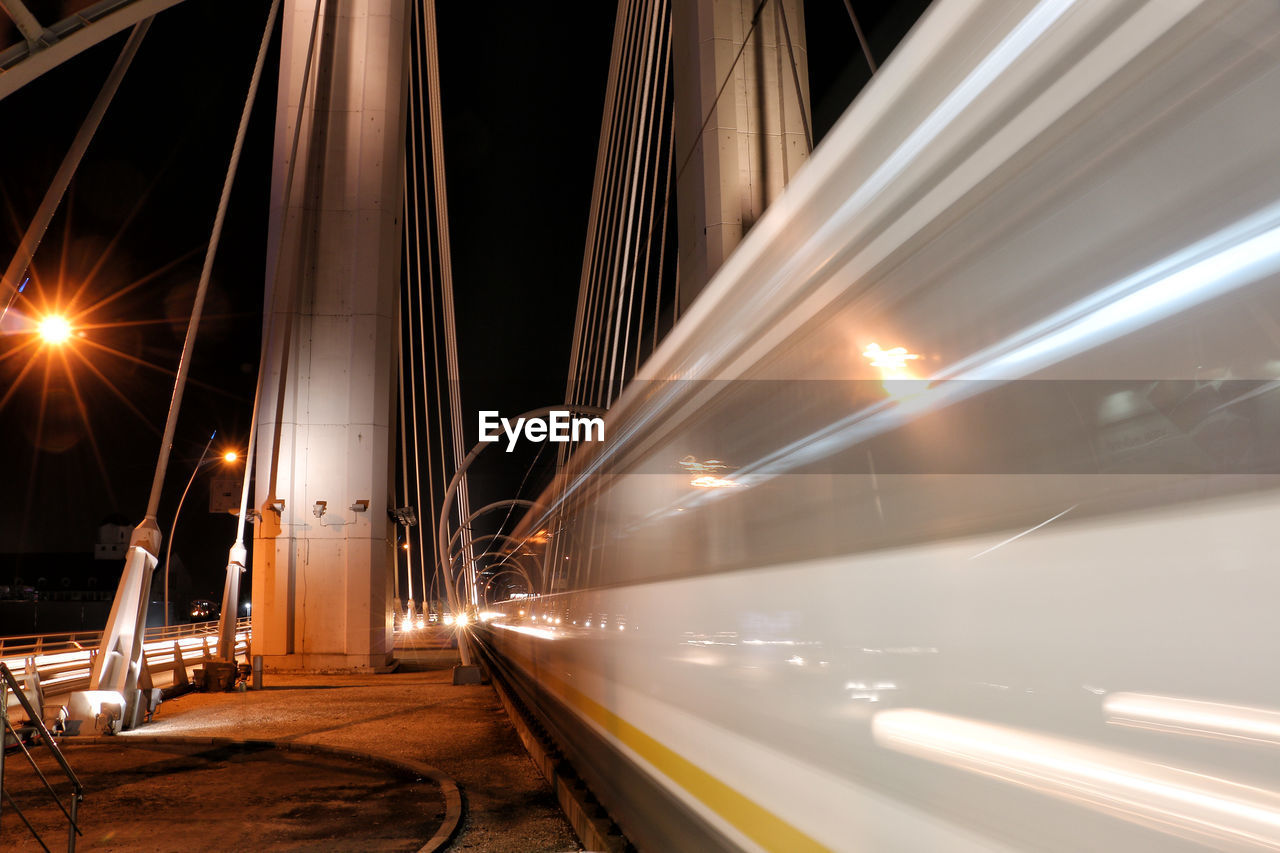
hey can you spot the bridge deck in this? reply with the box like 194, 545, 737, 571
9, 627, 580, 852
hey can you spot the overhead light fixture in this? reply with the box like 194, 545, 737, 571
38, 314, 72, 344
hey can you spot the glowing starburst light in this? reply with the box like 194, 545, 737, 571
38, 315, 72, 344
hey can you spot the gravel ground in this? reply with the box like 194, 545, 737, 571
6, 629, 582, 852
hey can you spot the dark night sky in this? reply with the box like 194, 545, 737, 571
0, 0, 927, 603
0, 2, 279, 602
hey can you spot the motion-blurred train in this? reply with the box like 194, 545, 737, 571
475, 0, 1280, 849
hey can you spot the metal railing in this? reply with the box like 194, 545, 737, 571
0, 616, 243, 659
1, 662, 84, 852
2, 618, 252, 713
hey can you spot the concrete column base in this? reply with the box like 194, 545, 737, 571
197, 661, 240, 692
452, 664, 485, 685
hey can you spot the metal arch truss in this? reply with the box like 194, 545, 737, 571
481, 568, 535, 604
448, 533, 545, 594
0, 0, 191, 100
443, 499, 540, 562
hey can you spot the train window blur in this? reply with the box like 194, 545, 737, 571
484, 4, 1280, 851
537, 2, 1280, 589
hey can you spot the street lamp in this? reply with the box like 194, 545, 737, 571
37, 314, 71, 344
163, 432, 241, 627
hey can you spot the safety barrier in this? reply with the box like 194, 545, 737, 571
1, 661, 85, 852
2, 618, 251, 713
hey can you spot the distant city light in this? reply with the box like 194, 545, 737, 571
38, 314, 72, 344
690, 474, 742, 489
862, 342, 927, 402
680, 456, 741, 489
678, 456, 729, 474
862, 342, 920, 371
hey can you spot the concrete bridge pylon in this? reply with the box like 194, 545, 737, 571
252, 0, 410, 671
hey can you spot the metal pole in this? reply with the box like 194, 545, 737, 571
0, 676, 6, 825
68, 786, 79, 853
0, 18, 150, 324
164, 432, 215, 627
0, 0, 48, 45
840, 0, 877, 74
141, 0, 280, 526
72, 0, 281, 733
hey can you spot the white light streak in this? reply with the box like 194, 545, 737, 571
493, 622, 558, 641
689, 474, 742, 489
874, 709, 1280, 849
1105, 693, 1280, 747
968, 504, 1077, 560
725, 202, 1280, 490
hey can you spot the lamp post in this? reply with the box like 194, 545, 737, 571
163, 433, 240, 627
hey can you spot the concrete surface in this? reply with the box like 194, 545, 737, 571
2, 628, 582, 852
2, 740, 445, 851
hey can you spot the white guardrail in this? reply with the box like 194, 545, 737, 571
1, 617, 251, 713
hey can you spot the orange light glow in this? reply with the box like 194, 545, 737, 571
862, 342, 920, 371
38, 315, 72, 344
690, 474, 742, 489
862, 342, 926, 401
223, 451, 238, 463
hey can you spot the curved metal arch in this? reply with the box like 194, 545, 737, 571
449, 532, 542, 573
459, 547, 541, 593
0, 0, 190, 100
449, 549, 536, 602
481, 568, 534, 604
444, 499, 539, 561
482, 549, 542, 585
437, 404, 606, 625
450, 533, 517, 568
